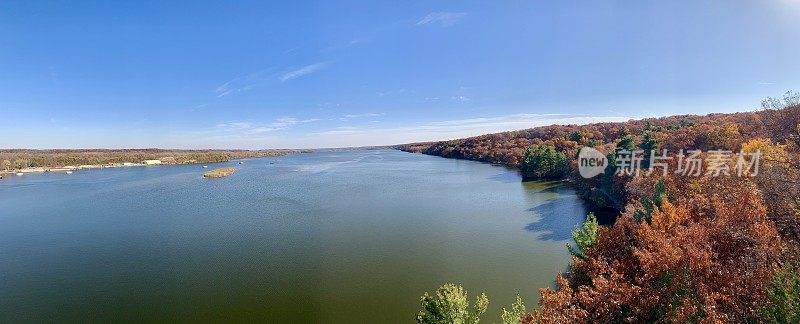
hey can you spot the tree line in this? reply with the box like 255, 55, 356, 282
0, 149, 305, 170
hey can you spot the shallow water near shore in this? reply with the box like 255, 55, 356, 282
0, 150, 588, 323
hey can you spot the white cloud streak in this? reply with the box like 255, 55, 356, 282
417, 12, 468, 27
339, 113, 382, 121
215, 117, 319, 134
184, 113, 631, 149
215, 70, 273, 98
214, 63, 329, 97
280, 63, 328, 82
298, 114, 631, 148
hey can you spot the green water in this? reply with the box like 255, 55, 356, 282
0, 150, 588, 323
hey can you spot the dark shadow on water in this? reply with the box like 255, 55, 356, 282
520, 180, 565, 194
524, 197, 590, 241
488, 171, 522, 183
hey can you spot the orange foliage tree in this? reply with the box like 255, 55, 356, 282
531, 174, 782, 323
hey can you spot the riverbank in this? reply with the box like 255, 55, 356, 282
1, 162, 166, 177
0, 162, 190, 179
0, 149, 306, 179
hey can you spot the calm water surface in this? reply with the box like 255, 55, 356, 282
0, 150, 588, 323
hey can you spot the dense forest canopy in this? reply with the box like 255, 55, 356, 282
406, 95, 800, 323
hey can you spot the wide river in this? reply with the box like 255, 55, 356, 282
0, 150, 588, 323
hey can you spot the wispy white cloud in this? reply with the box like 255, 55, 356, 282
214, 63, 329, 97
215, 117, 319, 134
215, 81, 244, 98
215, 70, 274, 98
758, 82, 775, 85
425, 114, 567, 127
417, 12, 468, 27
168, 113, 635, 149
307, 113, 632, 147
339, 113, 382, 121
319, 126, 362, 135
281, 62, 328, 82
377, 88, 406, 97
215, 121, 254, 131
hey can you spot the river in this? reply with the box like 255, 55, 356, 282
0, 149, 588, 323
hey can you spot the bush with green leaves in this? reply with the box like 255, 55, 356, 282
416, 284, 530, 324
567, 213, 599, 260
500, 295, 526, 324
416, 283, 489, 324
762, 264, 800, 323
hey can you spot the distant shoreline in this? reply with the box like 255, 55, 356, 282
0, 149, 306, 178
1, 160, 205, 176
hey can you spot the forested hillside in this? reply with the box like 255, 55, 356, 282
400, 94, 799, 211
408, 94, 800, 323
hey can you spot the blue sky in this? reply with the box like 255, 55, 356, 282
1, 1, 799, 149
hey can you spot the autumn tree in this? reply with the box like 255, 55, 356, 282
762, 91, 800, 110
705, 123, 741, 150
14, 158, 27, 169
532, 174, 782, 323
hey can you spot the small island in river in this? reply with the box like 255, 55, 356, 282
203, 167, 236, 178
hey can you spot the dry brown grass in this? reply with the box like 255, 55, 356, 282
203, 167, 236, 178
